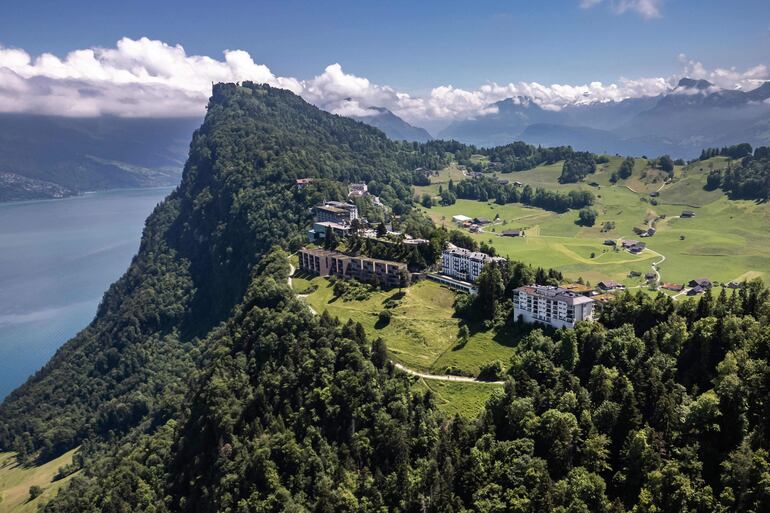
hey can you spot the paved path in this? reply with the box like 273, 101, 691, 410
288, 256, 502, 385
393, 362, 504, 385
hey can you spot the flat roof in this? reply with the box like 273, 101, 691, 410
514, 284, 595, 305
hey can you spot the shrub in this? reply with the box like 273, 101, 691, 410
478, 360, 505, 381
29, 485, 43, 500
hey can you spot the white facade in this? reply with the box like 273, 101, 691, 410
441, 246, 504, 283
513, 285, 595, 329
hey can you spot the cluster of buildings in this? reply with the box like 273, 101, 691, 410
298, 247, 409, 289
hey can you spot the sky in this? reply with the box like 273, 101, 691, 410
0, 0, 768, 128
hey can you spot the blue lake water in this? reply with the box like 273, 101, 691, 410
0, 187, 173, 399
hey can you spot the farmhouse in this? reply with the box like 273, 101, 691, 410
502, 229, 525, 237
604, 239, 617, 246
513, 285, 595, 329
597, 280, 623, 291
452, 214, 473, 224
441, 245, 505, 283
688, 286, 705, 296
298, 247, 408, 289
681, 211, 696, 218
688, 278, 712, 289
474, 217, 492, 225
662, 283, 685, 292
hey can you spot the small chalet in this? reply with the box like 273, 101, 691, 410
688, 286, 705, 296
597, 280, 622, 291
604, 239, 617, 246
688, 278, 712, 289
681, 211, 696, 218
502, 229, 524, 237
474, 217, 492, 225
662, 283, 684, 292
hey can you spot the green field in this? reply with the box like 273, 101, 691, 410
303, 278, 518, 376
0, 449, 79, 513
411, 378, 500, 418
423, 156, 770, 286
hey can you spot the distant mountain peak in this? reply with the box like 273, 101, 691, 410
676, 77, 714, 91
348, 106, 432, 142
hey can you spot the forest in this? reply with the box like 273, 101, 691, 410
0, 83, 769, 513
706, 147, 770, 200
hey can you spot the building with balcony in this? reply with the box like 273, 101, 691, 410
513, 284, 595, 329
441, 245, 505, 283
298, 247, 408, 289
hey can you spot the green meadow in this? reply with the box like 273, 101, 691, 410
423, 156, 770, 285
300, 278, 518, 377
0, 449, 79, 513
411, 378, 500, 418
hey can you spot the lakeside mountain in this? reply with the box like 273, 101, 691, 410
439, 79, 770, 157
2, 83, 770, 512
0, 114, 201, 201
350, 106, 432, 142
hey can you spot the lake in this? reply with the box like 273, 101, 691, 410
0, 187, 173, 399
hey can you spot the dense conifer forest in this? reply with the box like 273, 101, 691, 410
1, 83, 770, 512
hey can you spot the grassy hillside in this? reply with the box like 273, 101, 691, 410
0, 450, 78, 513
425, 156, 770, 285
301, 278, 518, 376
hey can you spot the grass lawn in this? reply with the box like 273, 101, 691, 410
303, 278, 519, 377
411, 378, 501, 418
0, 449, 79, 513
422, 157, 770, 286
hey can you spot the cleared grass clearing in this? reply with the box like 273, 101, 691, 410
303, 278, 519, 376
411, 378, 500, 418
0, 449, 79, 513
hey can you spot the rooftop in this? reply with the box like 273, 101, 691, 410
515, 284, 595, 305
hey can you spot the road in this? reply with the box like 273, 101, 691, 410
288, 257, 502, 386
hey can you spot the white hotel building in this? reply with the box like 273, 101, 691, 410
441, 245, 505, 283
513, 285, 595, 329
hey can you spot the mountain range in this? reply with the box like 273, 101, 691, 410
398, 78, 770, 158
0, 114, 201, 201
349, 106, 432, 142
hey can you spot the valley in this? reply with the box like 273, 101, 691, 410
422, 156, 770, 287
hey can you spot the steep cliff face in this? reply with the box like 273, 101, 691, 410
0, 83, 435, 461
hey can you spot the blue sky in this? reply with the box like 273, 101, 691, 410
0, 0, 768, 125
3, 0, 768, 90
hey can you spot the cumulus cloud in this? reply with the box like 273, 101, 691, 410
677, 54, 769, 90
580, 0, 663, 20
0, 37, 767, 126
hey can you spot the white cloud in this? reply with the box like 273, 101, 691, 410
677, 54, 769, 90
0, 37, 767, 126
580, 0, 663, 20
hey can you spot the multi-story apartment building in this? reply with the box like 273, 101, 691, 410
298, 248, 408, 289
513, 284, 595, 329
441, 245, 505, 283
314, 201, 359, 225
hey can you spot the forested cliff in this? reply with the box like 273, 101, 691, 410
1, 84, 770, 512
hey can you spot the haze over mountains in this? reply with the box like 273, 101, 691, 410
3, 77, 768, 202
0, 115, 200, 201
356, 78, 770, 159
437, 79, 770, 157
